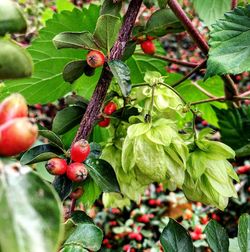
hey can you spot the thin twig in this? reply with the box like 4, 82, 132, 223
171, 59, 206, 87
190, 97, 226, 106
191, 82, 217, 99
239, 90, 250, 97
135, 52, 199, 68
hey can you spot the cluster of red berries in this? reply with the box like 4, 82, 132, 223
0, 93, 38, 157
45, 140, 91, 185
98, 101, 117, 127
190, 225, 204, 241
135, 35, 156, 55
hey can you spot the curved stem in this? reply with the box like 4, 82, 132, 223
191, 82, 217, 99
190, 97, 226, 106
238, 90, 250, 97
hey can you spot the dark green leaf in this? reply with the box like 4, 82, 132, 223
64, 94, 89, 106
80, 178, 102, 208
235, 144, 250, 157
85, 158, 120, 193
53, 175, 73, 201
0, 40, 33, 80
0, 0, 27, 35
20, 144, 63, 165
53, 31, 100, 50
38, 128, 64, 150
89, 142, 102, 159
192, 0, 231, 26
204, 220, 229, 252
145, 8, 184, 36
158, 0, 168, 9
100, 0, 122, 16
52, 106, 86, 135
206, 6, 250, 78
93, 14, 121, 52
0, 162, 63, 252
112, 106, 140, 122
215, 106, 250, 150
109, 60, 131, 97
122, 41, 137, 61
64, 211, 103, 251
63, 60, 86, 84
160, 218, 194, 252
238, 213, 250, 252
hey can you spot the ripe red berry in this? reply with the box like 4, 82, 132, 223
71, 139, 91, 163
103, 102, 117, 115
86, 50, 105, 68
0, 93, 28, 125
237, 165, 250, 174
146, 35, 155, 40
70, 187, 84, 199
200, 215, 209, 225
137, 214, 150, 223
140, 40, 156, 55
194, 225, 203, 235
45, 158, 67, 175
190, 231, 201, 240
66, 163, 88, 182
128, 232, 143, 241
98, 117, 110, 127
0, 118, 38, 156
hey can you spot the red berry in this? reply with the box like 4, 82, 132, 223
128, 232, 143, 241
71, 139, 91, 163
146, 35, 155, 40
66, 163, 88, 182
194, 225, 202, 235
237, 165, 250, 174
200, 215, 209, 225
211, 213, 220, 221
140, 40, 156, 55
190, 231, 201, 240
103, 102, 117, 115
98, 117, 110, 127
0, 93, 28, 125
137, 214, 150, 223
0, 118, 37, 156
70, 187, 84, 199
46, 158, 67, 175
86, 50, 105, 68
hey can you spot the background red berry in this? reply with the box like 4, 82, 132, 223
67, 162, 88, 182
98, 117, 110, 127
140, 40, 156, 55
71, 139, 91, 163
46, 158, 67, 175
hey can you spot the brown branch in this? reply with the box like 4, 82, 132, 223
73, 0, 143, 143
171, 59, 206, 87
191, 97, 226, 106
238, 90, 250, 97
135, 52, 199, 68
167, 0, 239, 103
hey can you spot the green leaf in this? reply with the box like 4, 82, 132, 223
0, 0, 27, 35
160, 218, 194, 252
238, 213, 250, 252
56, 0, 75, 12
53, 175, 73, 201
206, 6, 250, 78
236, 144, 250, 157
109, 60, 131, 97
229, 238, 241, 252
53, 31, 100, 50
64, 211, 103, 251
52, 105, 86, 135
0, 40, 33, 79
63, 60, 86, 84
158, 0, 168, 9
85, 158, 120, 193
20, 144, 64, 165
60, 245, 88, 252
1, 6, 100, 104
122, 41, 137, 61
80, 178, 102, 208
39, 127, 64, 150
93, 14, 121, 52
204, 220, 229, 252
100, 0, 122, 16
176, 76, 227, 127
192, 0, 231, 26
145, 8, 184, 36
0, 162, 63, 252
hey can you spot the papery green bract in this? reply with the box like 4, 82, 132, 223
102, 192, 131, 209
183, 137, 238, 210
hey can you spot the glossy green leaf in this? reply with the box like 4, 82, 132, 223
20, 144, 63, 165
204, 220, 229, 252
160, 218, 194, 252
0, 162, 63, 252
238, 213, 250, 252
1, 6, 100, 104
53, 175, 73, 201
60, 245, 88, 252
39, 128, 64, 150
56, 0, 74, 12
63, 60, 86, 84
122, 41, 137, 61
53, 31, 100, 50
93, 14, 121, 52
52, 105, 86, 135
100, 0, 122, 16
192, 0, 231, 26
109, 60, 131, 97
64, 211, 103, 251
0, 40, 33, 80
0, 0, 27, 35
85, 158, 120, 193
145, 8, 184, 36
206, 6, 250, 78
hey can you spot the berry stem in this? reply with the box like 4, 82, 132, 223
167, 0, 239, 104
73, 0, 143, 143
